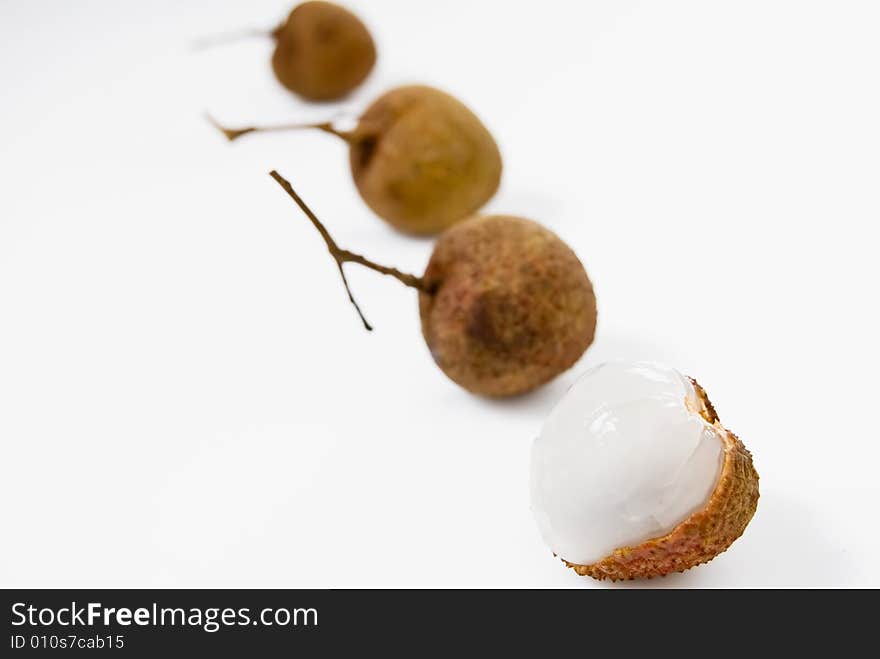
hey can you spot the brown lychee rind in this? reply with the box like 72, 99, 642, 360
565, 379, 759, 581
419, 215, 597, 398
349, 85, 502, 235
272, 1, 376, 101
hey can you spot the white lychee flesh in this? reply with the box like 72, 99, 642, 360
530, 362, 724, 566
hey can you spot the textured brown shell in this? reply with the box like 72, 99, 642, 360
349, 86, 502, 235
565, 380, 759, 581
272, 1, 376, 101
419, 215, 596, 397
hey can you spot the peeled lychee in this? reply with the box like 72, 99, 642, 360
530, 362, 759, 581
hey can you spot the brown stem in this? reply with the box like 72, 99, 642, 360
190, 27, 272, 52
206, 114, 353, 143
269, 170, 429, 332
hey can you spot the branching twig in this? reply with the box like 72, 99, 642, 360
190, 27, 271, 52
206, 114, 352, 142
269, 170, 429, 331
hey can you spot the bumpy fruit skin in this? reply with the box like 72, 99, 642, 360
419, 215, 596, 397
565, 380, 760, 581
272, 2, 376, 101
349, 86, 503, 236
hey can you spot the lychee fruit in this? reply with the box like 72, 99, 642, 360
271, 1, 376, 101
211, 85, 502, 236
268, 171, 596, 398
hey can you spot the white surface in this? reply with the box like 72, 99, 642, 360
0, 0, 878, 588
531, 362, 723, 566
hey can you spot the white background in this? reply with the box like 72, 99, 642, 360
1, 0, 878, 588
